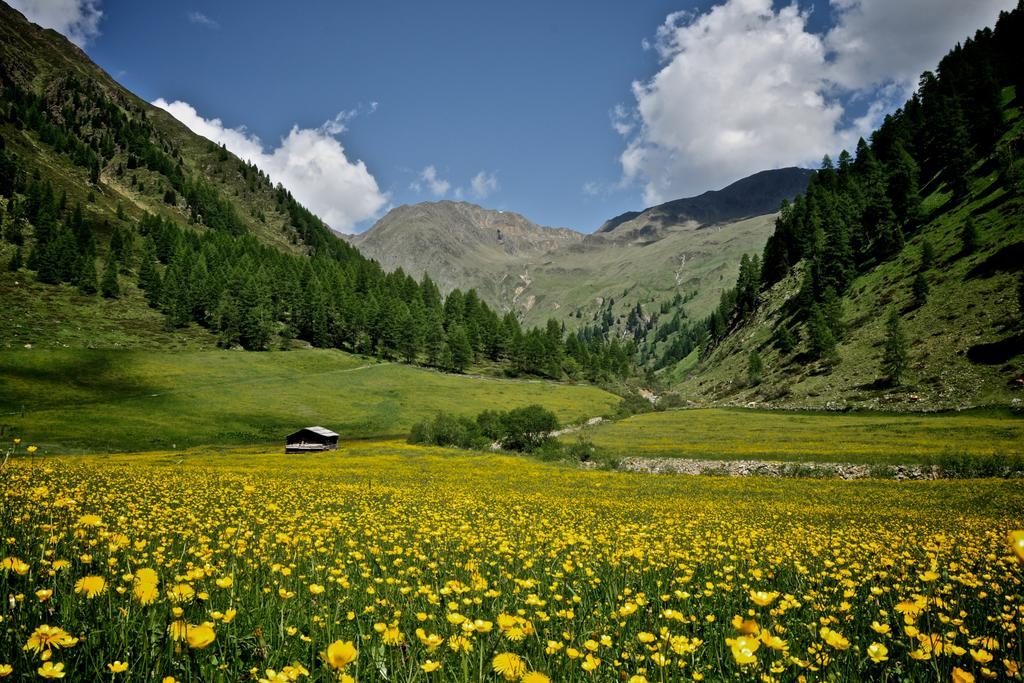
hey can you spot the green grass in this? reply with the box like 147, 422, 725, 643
575, 407, 1024, 464
0, 349, 620, 453
0, 261, 218, 350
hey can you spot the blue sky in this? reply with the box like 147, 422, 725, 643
11, 0, 1015, 232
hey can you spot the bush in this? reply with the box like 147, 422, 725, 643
613, 392, 657, 419
499, 405, 560, 452
533, 440, 567, 462
476, 409, 506, 442
407, 404, 560, 453
406, 412, 488, 450
565, 435, 596, 462
929, 451, 1024, 478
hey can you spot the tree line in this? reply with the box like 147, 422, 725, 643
0, 150, 633, 382
755, 6, 1021, 359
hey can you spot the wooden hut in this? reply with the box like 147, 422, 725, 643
285, 426, 339, 453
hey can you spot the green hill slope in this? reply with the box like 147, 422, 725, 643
0, 348, 620, 452
663, 5, 1024, 409
675, 148, 1024, 409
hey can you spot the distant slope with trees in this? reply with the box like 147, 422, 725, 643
0, 1, 632, 384
653, 2, 1024, 409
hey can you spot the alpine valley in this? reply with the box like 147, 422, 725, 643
2, 3, 1024, 683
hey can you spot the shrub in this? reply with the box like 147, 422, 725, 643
565, 435, 596, 462
407, 405, 560, 453
500, 405, 560, 452
406, 412, 487, 450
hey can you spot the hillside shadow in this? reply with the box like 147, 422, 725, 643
967, 241, 1024, 279
966, 334, 1024, 365
0, 352, 156, 412
970, 190, 1017, 218
855, 378, 892, 391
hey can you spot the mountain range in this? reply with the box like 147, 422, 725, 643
354, 167, 814, 330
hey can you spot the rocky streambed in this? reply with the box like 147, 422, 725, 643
613, 457, 942, 479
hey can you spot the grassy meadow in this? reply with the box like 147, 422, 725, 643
576, 408, 1024, 465
0, 349, 620, 453
1, 443, 1022, 682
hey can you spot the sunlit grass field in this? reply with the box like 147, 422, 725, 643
0, 349, 620, 452
579, 408, 1024, 464
1, 442, 1022, 682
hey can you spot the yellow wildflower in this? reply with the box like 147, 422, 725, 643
321, 640, 357, 671
36, 662, 64, 679
492, 653, 526, 681
185, 624, 216, 649
952, 667, 976, 683
73, 575, 106, 598
1009, 531, 1024, 563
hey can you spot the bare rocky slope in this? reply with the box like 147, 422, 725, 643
349, 201, 582, 303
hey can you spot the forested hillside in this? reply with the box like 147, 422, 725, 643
655, 3, 1024, 408
0, 1, 633, 383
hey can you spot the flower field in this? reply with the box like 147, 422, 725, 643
1, 441, 1022, 682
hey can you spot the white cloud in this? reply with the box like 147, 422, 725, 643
470, 171, 499, 199
611, 104, 636, 137
825, 0, 1010, 90
153, 98, 387, 233
414, 165, 451, 197
187, 11, 218, 28
411, 167, 499, 202
620, 0, 1014, 204
9, 0, 103, 47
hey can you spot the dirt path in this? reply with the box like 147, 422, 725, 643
549, 416, 605, 438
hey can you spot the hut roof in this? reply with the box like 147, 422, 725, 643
287, 426, 338, 439
305, 426, 338, 437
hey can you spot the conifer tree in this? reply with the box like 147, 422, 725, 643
137, 242, 161, 304
188, 256, 215, 326
215, 292, 242, 347
920, 239, 935, 271
438, 342, 453, 372
447, 324, 472, 373
160, 260, 191, 327
238, 277, 272, 350
747, 350, 764, 386
425, 315, 446, 367
76, 256, 98, 295
960, 217, 979, 255
8, 245, 23, 271
774, 325, 797, 354
881, 310, 908, 386
398, 308, 420, 364
100, 253, 120, 298
912, 272, 929, 308
807, 305, 837, 362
